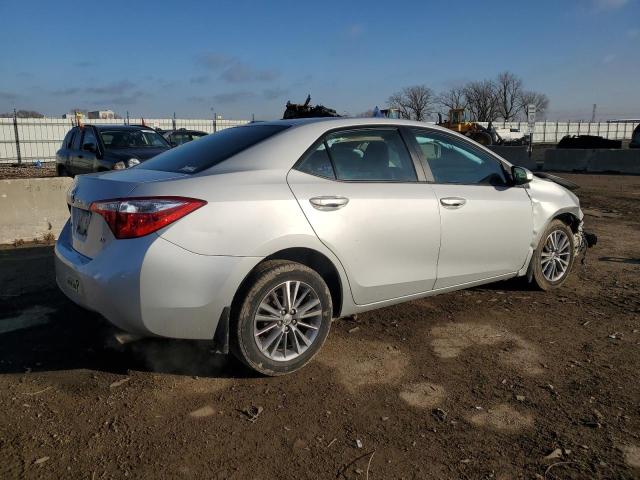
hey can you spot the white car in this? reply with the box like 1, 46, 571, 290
55, 118, 594, 375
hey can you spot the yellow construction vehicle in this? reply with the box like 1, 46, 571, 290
437, 108, 494, 145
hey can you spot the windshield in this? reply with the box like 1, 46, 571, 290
100, 129, 169, 149
139, 124, 289, 174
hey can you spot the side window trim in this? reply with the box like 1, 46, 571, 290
399, 127, 432, 182
411, 128, 509, 186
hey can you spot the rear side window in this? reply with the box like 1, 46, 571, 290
296, 143, 335, 179
61, 129, 75, 149
326, 129, 417, 182
140, 125, 288, 174
71, 129, 82, 150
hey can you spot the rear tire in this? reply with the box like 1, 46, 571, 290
230, 260, 332, 376
531, 219, 575, 290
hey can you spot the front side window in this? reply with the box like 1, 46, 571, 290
325, 128, 417, 181
100, 129, 168, 149
412, 130, 506, 185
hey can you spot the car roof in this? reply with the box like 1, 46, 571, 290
89, 125, 160, 131
164, 129, 208, 134
254, 116, 454, 134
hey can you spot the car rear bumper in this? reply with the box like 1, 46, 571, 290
55, 220, 261, 340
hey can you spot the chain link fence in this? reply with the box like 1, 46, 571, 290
0, 116, 250, 164
0, 115, 637, 164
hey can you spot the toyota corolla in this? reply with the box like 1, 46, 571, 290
55, 118, 595, 375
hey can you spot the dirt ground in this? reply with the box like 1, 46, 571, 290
0, 164, 56, 179
0, 173, 638, 479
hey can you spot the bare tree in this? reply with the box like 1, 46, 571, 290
437, 86, 467, 113
496, 71, 524, 121
388, 85, 435, 121
519, 91, 549, 119
463, 80, 499, 122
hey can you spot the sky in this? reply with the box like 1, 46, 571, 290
0, 0, 638, 121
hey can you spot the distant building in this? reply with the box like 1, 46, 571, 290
88, 110, 115, 119
63, 111, 85, 119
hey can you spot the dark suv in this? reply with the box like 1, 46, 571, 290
56, 125, 171, 176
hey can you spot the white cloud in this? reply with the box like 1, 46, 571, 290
592, 0, 630, 10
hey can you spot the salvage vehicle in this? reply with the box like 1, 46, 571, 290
55, 118, 595, 376
162, 128, 208, 147
56, 125, 171, 176
557, 135, 622, 149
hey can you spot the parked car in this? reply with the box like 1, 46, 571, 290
56, 125, 171, 176
630, 124, 640, 149
557, 135, 622, 149
162, 128, 208, 147
55, 118, 595, 376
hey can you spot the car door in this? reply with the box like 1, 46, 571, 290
74, 127, 99, 174
67, 127, 83, 175
287, 127, 441, 305
410, 128, 533, 289
57, 129, 75, 174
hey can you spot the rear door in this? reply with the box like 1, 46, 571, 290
287, 127, 441, 305
74, 127, 99, 174
67, 127, 83, 175
56, 128, 76, 173
410, 128, 533, 289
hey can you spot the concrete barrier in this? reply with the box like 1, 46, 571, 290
488, 146, 536, 170
544, 149, 640, 174
0, 177, 72, 244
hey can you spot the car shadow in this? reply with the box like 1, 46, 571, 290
598, 256, 640, 265
471, 276, 532, 292
0, 291, 255, 380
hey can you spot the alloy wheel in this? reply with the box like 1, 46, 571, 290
253, 281, 323, 361
541, 230, 571, 282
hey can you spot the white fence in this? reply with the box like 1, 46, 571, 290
0, 117, 250, 164
479, 120, 639, 144
0, 117, 637, 164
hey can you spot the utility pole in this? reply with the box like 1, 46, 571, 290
13, 109, 21, 165
591, 104, 597, 123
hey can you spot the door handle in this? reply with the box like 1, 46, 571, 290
440, 197, 466, 208
309, 196, 349, 211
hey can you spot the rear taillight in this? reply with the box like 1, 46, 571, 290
89, 197, 206, 239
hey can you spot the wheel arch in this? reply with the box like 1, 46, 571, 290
553, 211, 581, 233
230, 247, 344, 320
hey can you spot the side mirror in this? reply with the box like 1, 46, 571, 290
82, 142, 96, 153
512, 166, 533, 185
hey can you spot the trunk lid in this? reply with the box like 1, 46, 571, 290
68, 169, 188, 258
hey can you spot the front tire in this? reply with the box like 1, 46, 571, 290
230, 260, 332, 376
531, 219, 575, 290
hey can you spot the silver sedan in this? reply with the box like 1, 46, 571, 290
55, 118, 592, 375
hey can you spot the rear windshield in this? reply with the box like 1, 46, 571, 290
139, 124, 289, 174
